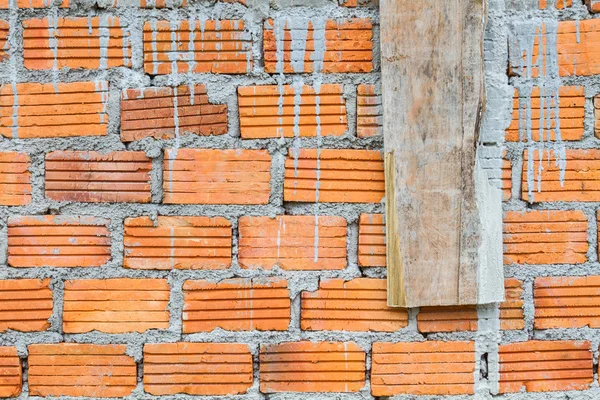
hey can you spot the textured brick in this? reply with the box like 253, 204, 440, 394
238, 84, 347, 139
480, 149, 512, 201
501, 278, 525, 330
508, 86, 584, 142
144, 343, 252, 396
301, 279, 408, 332
522, 149, 600, 202
371, 341, 475, 396
498, 341, 593, 393
503, 210, 588, 264
63, 279, 170, 333
23, 17, 131, 70
0, 21, 8, 60
0, 347, 21, 398
264, 18, 373, 73
143, 20, 252, 75
0, 82, 108, 139
0, 0, 67, 7
121, 85, 228, 142
539, 0, 572, 8
594, 95, 600, 138
587, 0, 600, 12
0, 279, 52, 332
260, 341, 365, 393
238, 215, 346, 270
163, 149, 271, 204
417, 307, 478, 333
0, 152, 31, 206
358, 213, 385, 267
45, 151, 152, 203
28, 344, 136, 398
284, 149, 384, 203
124, 216, 232, 270
8, 216, 110, 268
534, 276, 600, 329
183, 278, 290, 332
357, 84, 382, 138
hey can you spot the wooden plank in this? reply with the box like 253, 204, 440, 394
381, 0, 504, 307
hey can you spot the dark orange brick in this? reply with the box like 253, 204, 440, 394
587, 0, 600, 12
0, 279, 52, 332
501, 278, 525, 330
238, 84, 346, 139
357, 84, 382, 138
238, 215, 347, 270
358, 213, 385, 267
183, 278, 290, 332
121, 85, 228, 142
0, 347, 21, 398
540, 0, 572, 8
417, 307, 478, 333
371, 341, 475, 396
144, 343, 252, 396
0, 21, 8, 60
0, 152, 31, 206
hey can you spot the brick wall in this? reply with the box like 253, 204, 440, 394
0, 0, 599, 398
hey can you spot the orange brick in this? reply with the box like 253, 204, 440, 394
0, 21, 8, 60
45, 151, 152, 203
504, 210, 588, 264
0, 0, 67, 6
501, 278, 525, 330
417, 307, 478, 333
358, 213, 385, 267
143, 20, 252, 74
507, 86, 584, 142
284, 149, 384, 203
357, 84, 382, 138
522, 149, 600, 202
63, 279, 170, 333
301, 278, 408, 332
124, 216, 232, 270
339, 0, 358, 6
0, 82, 108, 139
183, 278, 290, 332
238, 84, 347, 139
371, 341, 475, 396
0, 152, 31, 206
260, 341, 365, 393
534, 276, 600, 329
110, 0, 187, 6
23, 17, 131, 70
0, 279, 52, 332
498, 341, 592, 393
121, 85, 228, 142
587, 0, 600, 12
539, 0, 572, 8
264, 18, 373, 73
144, 342, 252, 396
221, 0, 245, 3
594, 95, 600, 138
8, 216, 111, 268
0, 347, 21, 398
163, 149, 270, 204
238, 215, 347, 270
28, 344, 136, 398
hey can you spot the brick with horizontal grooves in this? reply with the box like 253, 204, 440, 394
358, 213, 385, 267
357, 84, 382, 138
539, 0, 572, 8
417, 306, 478, 333
501, 278, 525, 330
0, 152, 31, 206
0, 279, 52, 332
0, 21, 8, 60
0, 347, 21, 397
0, 0, 67, 7
480, 148, 512, 201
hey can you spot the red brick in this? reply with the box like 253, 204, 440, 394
8, 216, 111, 268
238, 84, 347, 139
63, 279, 170, 333
498, 341, 592, 393
45, 151, 152, 203
121, 85, 228, 142
301, 278, 408, 332
183, 278, 290, 332
124, 216, 232, 270
539, 0, 572, 8
0, 0, 67, 7
534, 276, 600, 329
501, 278, 525, 330
284, 149, 384, 203
143, 20, 252, 75
260, 341, 365, 393
238, 215, 347, 270
0, 152, 31, 206
504, 210, 588, 264
163, 149, 271, 204
0, 347, 21, 398
264, 18, 373, 73
23, 17, 131, 70
507, 86, 584, 142
371, 341, 475, 396
0, 82, 108, 139
357, 84, 382, 138
144, 342, 252, 396
417, 307, 478, 333
0, 279, 52, 332
28, 344, 136, 398
358, 213, 385, 267
587, 0, 600, 12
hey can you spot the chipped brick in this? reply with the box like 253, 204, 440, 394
501, 278, 525, 330
0, 347, 21, 398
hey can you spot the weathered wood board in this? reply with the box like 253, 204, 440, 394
380, 0, 504, 307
